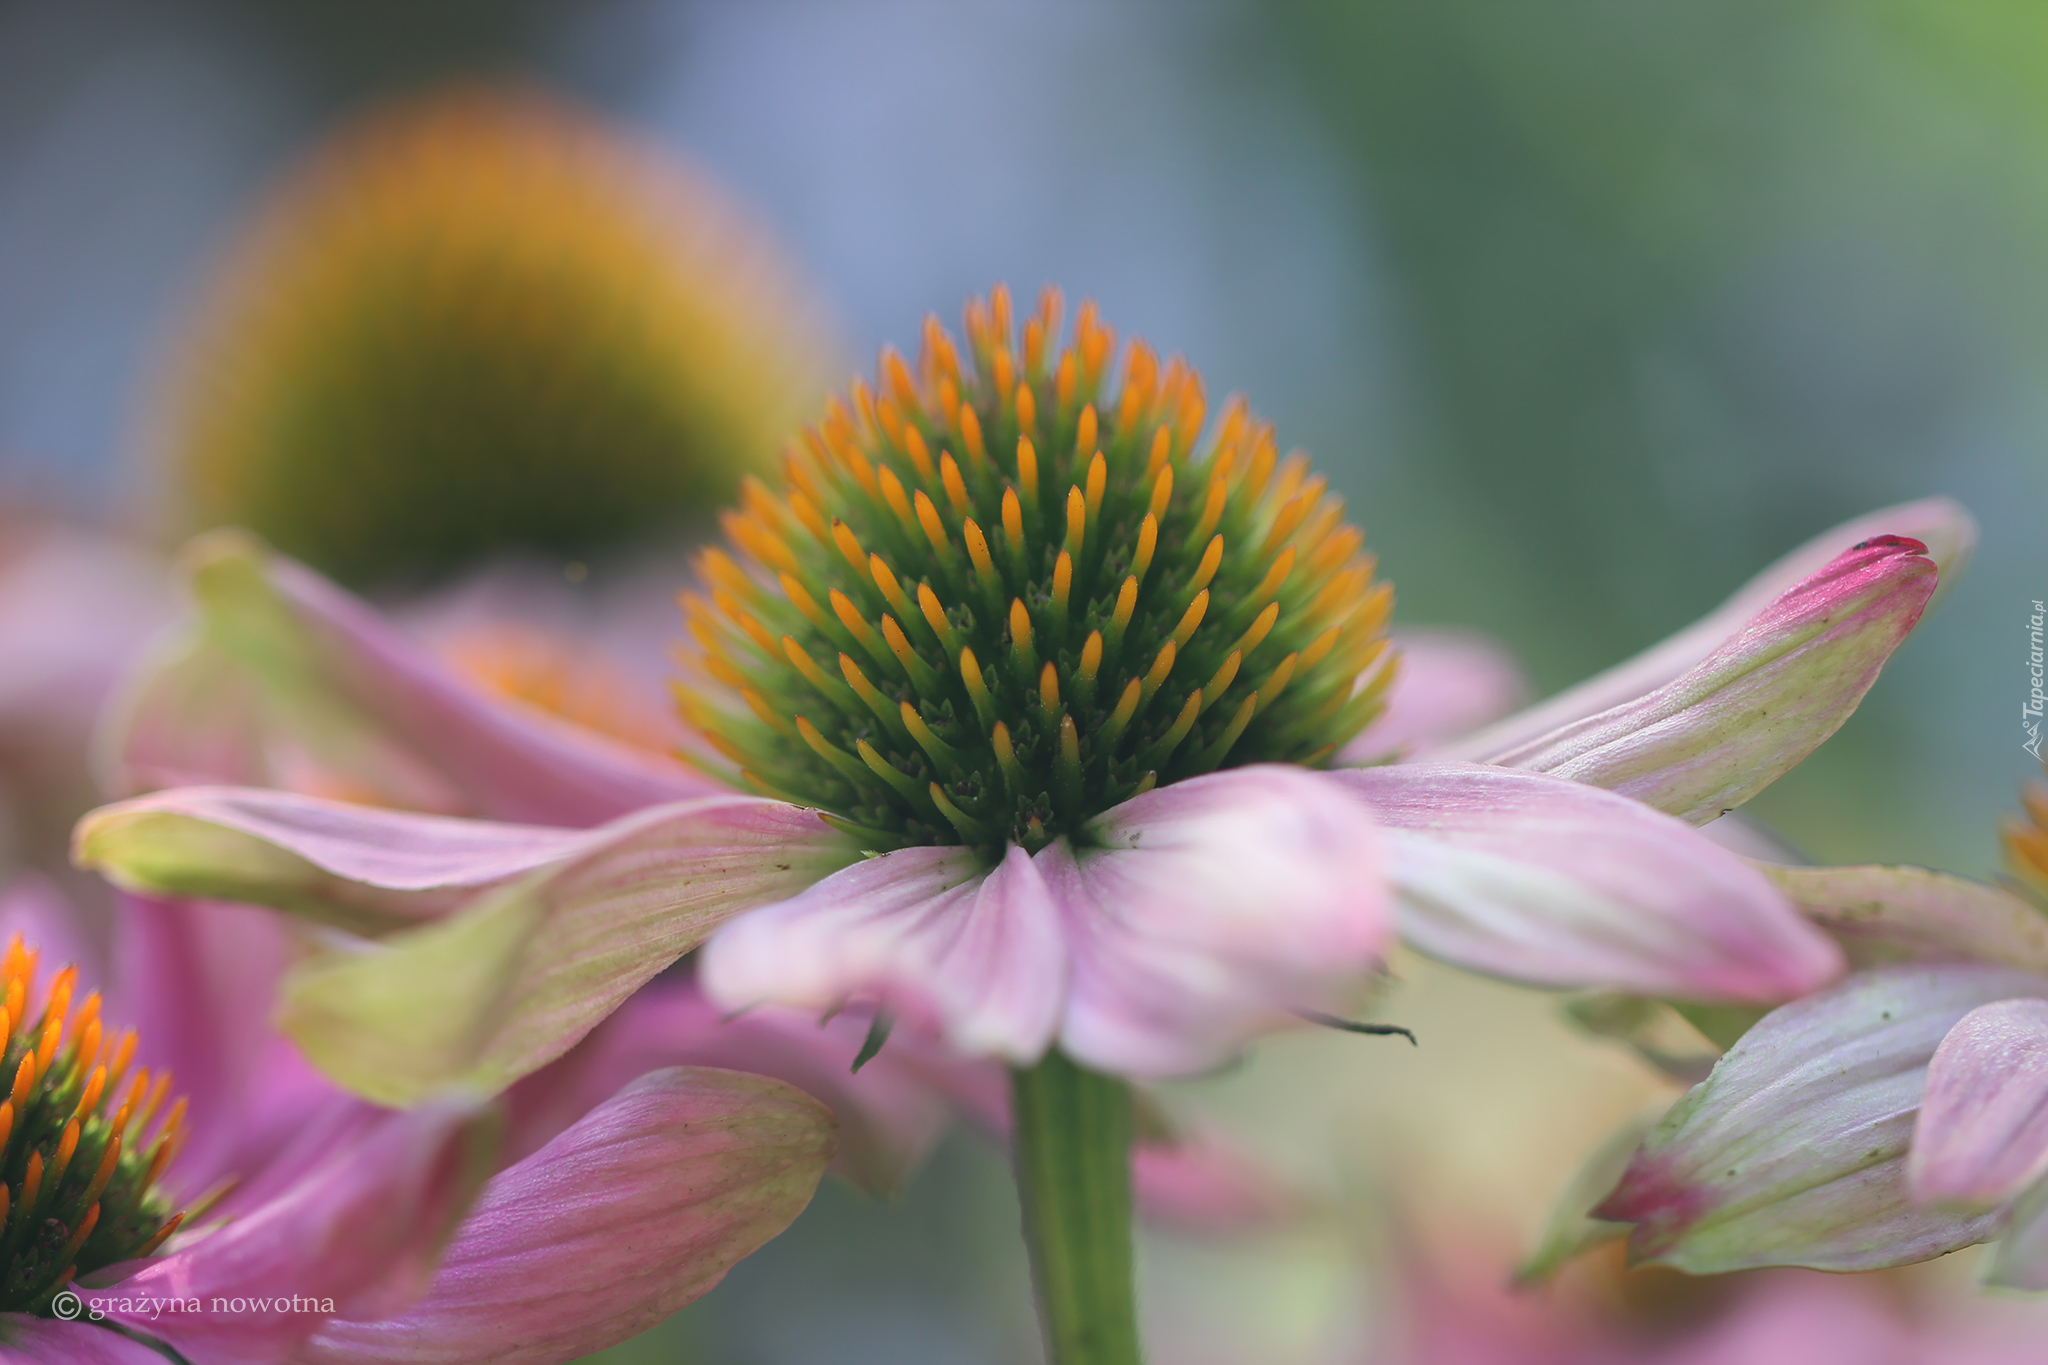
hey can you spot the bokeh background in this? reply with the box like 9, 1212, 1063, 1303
5, 2, 2048, 1361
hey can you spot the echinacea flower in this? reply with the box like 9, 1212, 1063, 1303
147, 82, 838, 587
74, 288, 1950, 1364
1580, 752, 2048, 1290
84, 538, 1285, 1220
0, 874, 836, 1364
79, 293, 1941, 1102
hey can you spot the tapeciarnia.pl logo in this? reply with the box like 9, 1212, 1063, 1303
2026, 599, 2045, 760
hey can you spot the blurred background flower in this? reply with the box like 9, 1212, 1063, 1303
6, 0, 2048, 1361
146, 81, 839, 587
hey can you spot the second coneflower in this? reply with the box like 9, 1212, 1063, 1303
149, 84, 838, 587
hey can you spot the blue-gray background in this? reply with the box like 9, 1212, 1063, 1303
5, 3, 2045, 1360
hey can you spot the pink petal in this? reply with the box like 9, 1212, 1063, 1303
0, 524, 168, 737
1650, 1272, 1912, 1365
1340, 627, 1529, 764
503, 982, 957, 1196
272, 797, 859, 1106
110, 894, 310, 1192
1909, 998, 2048, 1209
1337, 763, 1842, 1002
1447, 497, 1975, 760
700, 843, 1068, 1064
90, 1097, 497, 1365
102, 532, 712, 824
1046, 765, 1389, 1077
1481, 536, 1937, 824
82, 784, 858, 1106
78, 787, 598, 930
297, 1068, 836, 1365
1766, 863, 2048, 974
1595, 964, 2034, 1273
1128, 1130, 1302, 1233
0, 1317, 171, 1364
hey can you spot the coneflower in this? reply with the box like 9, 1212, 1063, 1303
148, 84, 837, 587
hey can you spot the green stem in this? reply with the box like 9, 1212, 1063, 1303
1009, 1050, 1143, 1365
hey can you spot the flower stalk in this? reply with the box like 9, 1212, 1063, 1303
1010, 1050, 1142, 1365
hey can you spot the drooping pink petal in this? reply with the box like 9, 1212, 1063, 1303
701, 843, 1067, 1064
1337, 763, 1842, 1002
296, 1068, 836, 1365
1340, 627, 1528, 764
101, 531, 713, 824
1479, 537, 1937, 824
79, 786, 860, 1105
1045, 765, 1388, 1078
1446, 497, 1975, 761
78, 787, 599, 930
0, 1317, 171, 1364
502, 982, 957, 1196
1909, 998, 2048, 1210
269, 797, 860, 1106
1764, 863, 2048, 974
1595, 965, 2036, 1273
90, 1097, 497, 1365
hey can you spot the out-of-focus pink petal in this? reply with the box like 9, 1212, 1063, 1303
78, 787, 598, 930
1765, 863, 2048, 974
273, 797, 858, 1106
1447, 497, 1975, 761
701, 843, 1067, 1065
1481, 537, 1937, 824
297, 1068, 835, 1365
0, 1317, 172, 1363
1390, 1234, 1610, 1365
1338, 764, 1842, 1002
0, 873, 100, 992
1341, 628, 1529, 764
100, 531, 712, 823
0, 525, 169, 736
1128, 1130, 1303, 1233
1047, 765, 1388, 1078
1649, 1272, 1915, 1365
91, 1097, 497, 1365
110, 894, 307, 1191
1909, 998, 2048, 1210
503, 982, 956, 1196
1596, 965, 2034, 1273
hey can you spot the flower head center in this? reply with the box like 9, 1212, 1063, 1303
677, 286, 1395, 849
0, 938, 187, 1316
